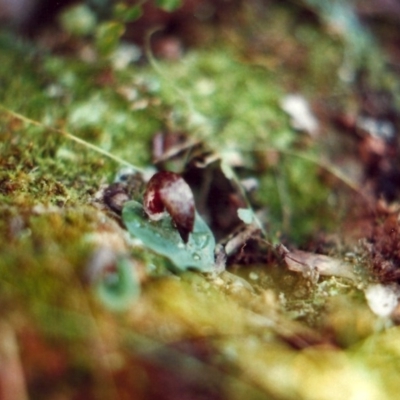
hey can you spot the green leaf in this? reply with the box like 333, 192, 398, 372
155, 0, 182, 12
95, 257, 140, 311
113, 4, 143, 22
237, 208, 254, 224
122, 200, 216, 272
59, 4, 97, 37
95, 21, 125, 56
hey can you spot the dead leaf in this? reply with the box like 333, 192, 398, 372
279, 245, 356, 282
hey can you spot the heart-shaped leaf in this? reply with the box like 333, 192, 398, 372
122, 200, 215, 272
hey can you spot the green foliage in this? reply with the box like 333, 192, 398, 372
237, 208, 254, 225
2, 2, 400, 398
113, 3, 143, 22
122, 200, 216, 272
95, 21, 125, 56
59, 4, 97, 37
155, 0, 182, 12
146, 48, 290, 149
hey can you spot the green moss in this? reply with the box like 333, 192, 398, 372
0, 2, 399, 397
146, 48, 290, 148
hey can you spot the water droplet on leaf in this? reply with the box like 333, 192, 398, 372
122, 200, 217, 273
192, 253, 201, 261
192, 233, 209, 249
132, 220, 141, 228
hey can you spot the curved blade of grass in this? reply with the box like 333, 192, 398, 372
0, 104, 145, 173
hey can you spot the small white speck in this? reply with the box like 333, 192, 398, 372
110, 42, 141, 70
249, 272, 259, 281
365, 284, 399, 318
281, 94, 319, 136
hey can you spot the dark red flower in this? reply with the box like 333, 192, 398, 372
143, 171, 195, 243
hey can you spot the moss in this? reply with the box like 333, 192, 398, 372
0, 1, 399, 397
146, 47, 290, 148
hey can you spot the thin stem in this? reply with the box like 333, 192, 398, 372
272, 147, 366, 198
0, 105, 145, 173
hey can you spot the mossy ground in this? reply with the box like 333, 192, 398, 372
0, 2, 399, 399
